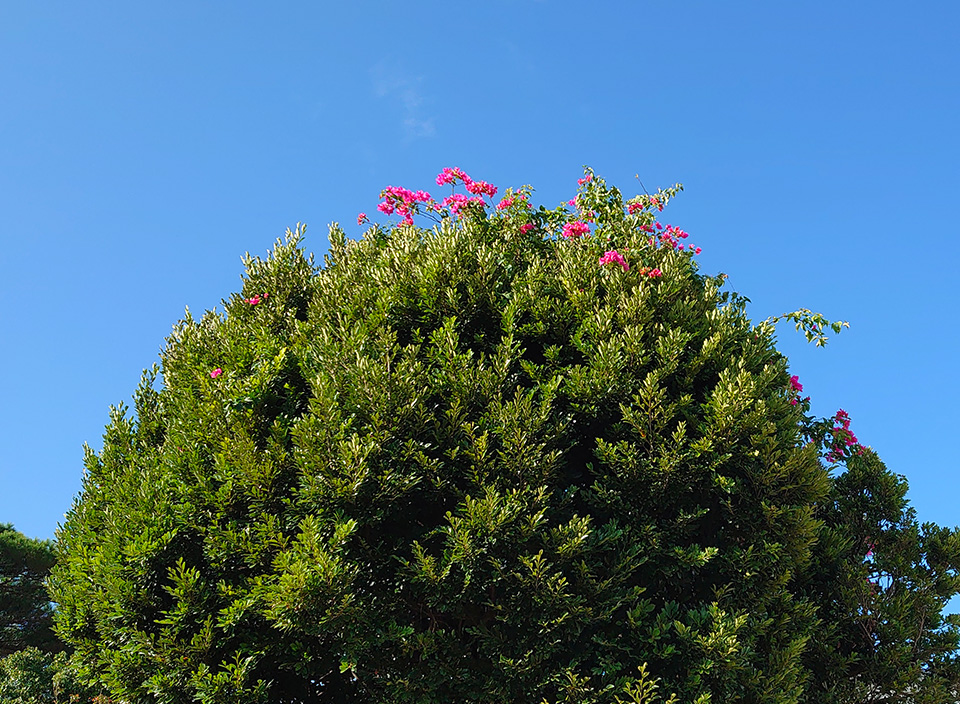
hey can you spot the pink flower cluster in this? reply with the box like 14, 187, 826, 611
637, 222, 701, 255
596, 245, 661, 278
417, 167, 503, 218
498, 193, 530, 212
436, 167, 497, 197
825, 409, 862, 463
661, 225, 692, 251
377, 186, 433, 226
244, 292, 268, 306
441, 193, 485, 215
790, 374, 810, 406
599, 249, 629, 272
357, 212, 369, 225
519, 222, 536, 234
628, 195, 664, 214
578, 174, 593, 186
436, 167, 470, 186
562, 221, 590, 239
210, 368, 222, 379
465, 179, 497, 197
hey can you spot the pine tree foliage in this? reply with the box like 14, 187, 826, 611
0, 524, 59, 657
49, 171, 960, 703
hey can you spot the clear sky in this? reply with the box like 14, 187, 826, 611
1, 2, 958, 543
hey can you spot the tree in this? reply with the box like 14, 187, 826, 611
0, 646, 105, 704
799, 445, 960, 703
0, 524, 59, 657
50, 169, 960, 703
0, 526, 103, 703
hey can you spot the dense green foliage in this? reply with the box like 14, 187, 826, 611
0, 646, 104, 704
0, 524, 59, 657
49, 171, 960, 703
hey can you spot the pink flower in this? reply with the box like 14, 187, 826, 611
436, 167, 470, 186
648, 268, 662, 278
578, 174, 593, 186
628, 202, 644, 215
465, 179, 497, 197
599, 249, 629, 272
377, 186, 434, 225
357, 212, 369, 225
245, 295, 261, 306
561, 221, 590, 239
497, 195, 514, 211
789, 375, 803, 392
790, 399, 798, 406
520, 223, 535, 234
210, 368, 222, 379
567, 198, 577, 207
441, 193, 485, 215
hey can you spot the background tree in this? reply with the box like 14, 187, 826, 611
0, 646, 106, 704
50, 169, 960, 703
0, 524, 59, 657
798, 440, 960, 703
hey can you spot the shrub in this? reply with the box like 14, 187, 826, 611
51, 169, 960, 703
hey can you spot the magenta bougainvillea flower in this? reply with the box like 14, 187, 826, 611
599, 250, 629, 272
465, 179, 497, 197
441, 193, 485, 216
210, 368, 222, 379
436, 167, 470, 187
562, 221, 590, 239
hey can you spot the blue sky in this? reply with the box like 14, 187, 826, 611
1, 2, 958, 543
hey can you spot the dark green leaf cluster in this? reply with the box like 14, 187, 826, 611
49, 173, 960, 703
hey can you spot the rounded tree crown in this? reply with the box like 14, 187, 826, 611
52, 170, 854, 704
